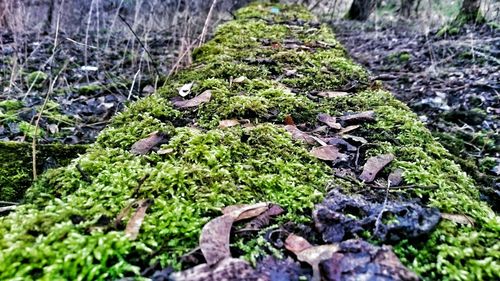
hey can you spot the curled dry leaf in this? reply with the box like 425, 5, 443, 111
340, 111, 375, 125
284, 234, 339, 281
388, 168, 404, 187
317, 113, 342, 129
341, 134, 367, 145
243, 204, 285, 231
178, 82, 194, 97
317, 91, 349, 98
130, 131, 167, 155
359, 154, 395, 183
218, 119, 240, 129
284, 234, 312, 253
125, 199, 153, 240
201, 202, 271, 265
338, 125, 360, 135
285, 125, 316, 145
310, 145, 342, 161
441, 213, 475, 226
173, 90, 212, 108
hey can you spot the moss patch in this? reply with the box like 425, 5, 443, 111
0, 141, 88, 202
0, 2, 498, 280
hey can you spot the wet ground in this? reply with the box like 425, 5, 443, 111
333, 20, 500, 207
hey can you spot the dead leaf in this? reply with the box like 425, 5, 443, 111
233, 76, 247, 83
169, 258, 264, 281
285, 125, 316, 144
201, 203, 271, 265
317, 91, 349, 98
388, 168, 404, 187
317, 113, 342, 129
130, 132, 168, 155
342, 134, 368, 145
125, 199, 153, 240
340, 111, 375, 125
310, 136, 328, 146
338, 125, 360, 135
47, 124, 59, 134
310, 145, 341, 161
284, 115, 295, 125
242, 204, 285, 231
297, 244, 339, 281
157, 148, 174, 155
218, 119, 240, 128
441, 213, 475, 226
143, 85, 155, 94
173, 90, 212, 108
359, 154, 395, 183
178, 82, 194, 97
285, 234, 312, 253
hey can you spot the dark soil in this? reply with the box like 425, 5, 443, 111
333, 20, 500, 209
0, 29, 179, 144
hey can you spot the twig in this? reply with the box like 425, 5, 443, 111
199, 0, 218, 47
0, 201, 19, 206
118, 14, 160, 77
374, 180, 390, 237
0, 205, 17, 214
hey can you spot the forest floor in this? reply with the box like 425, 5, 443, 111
0, 30, 178, 144
333, 20, 500, 210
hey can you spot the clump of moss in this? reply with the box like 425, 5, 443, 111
77, 83, 103, 95
0, 100, 23, 111
25, 71, 48, 89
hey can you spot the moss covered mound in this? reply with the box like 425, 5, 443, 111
0, 142, 88, 202
0, 2, 498, 280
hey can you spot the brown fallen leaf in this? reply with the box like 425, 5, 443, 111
285, 125, 316, 145
130, 132, 168, 155
388, 168, 404, 187
441, 213, 475, 226
359, 154, 395, 183
169, 258, 264, 281
284, 234, 339, 281
317, 113, 342, 129
317, 91, 349, 98
338, 125, 360, 135
218, 119, 240, 129
125, 199, 153, 240
285, 234, 312, 253
173, 90, 212, 108
284, 115, 295, 125
310, 145, 341, 161
201, 203, 271, 265
178, 82, 194, 97
340, 111, 375, 125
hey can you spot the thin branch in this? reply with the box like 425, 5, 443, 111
199, 0, 218, 47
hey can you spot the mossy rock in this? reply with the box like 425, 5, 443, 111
25, 71, 48, 89
0, 141, 88, 202
0, 2, 498, 280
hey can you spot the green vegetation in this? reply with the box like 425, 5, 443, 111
0, 2, 498, 280
25, 71, 48, 89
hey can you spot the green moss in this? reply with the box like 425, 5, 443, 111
77, 83, 103, 95
25, 71, 48, 89
0, 99, 23, 111
0, 141, 88, 202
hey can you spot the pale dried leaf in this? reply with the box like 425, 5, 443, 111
222, 202, 270, 221
218, 119, 240, 129
342, 134, 368, 144
388, 169, 404, 187
310, 145, 340, 161
297, 244, 339, 281
157, 148, 174, 155
317, 113, 342, 129
285, 125, 316, 144
178, 82, 194, 97
130, 132, 167, 155
200, 215, 234, 265
340, 111, 375, 125
359, 154, 395, 183
173, 90, 212, 108
125, 199, 153, 240
233, 76, 247, 83
317, 91, 349, 98
441, 213, 475, 226
338, 125, 360, 135
285, 234, 312, 254
169, 258, 263, 281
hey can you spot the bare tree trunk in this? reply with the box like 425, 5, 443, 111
456, 0, 483, 23
346, 0, 377, 21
